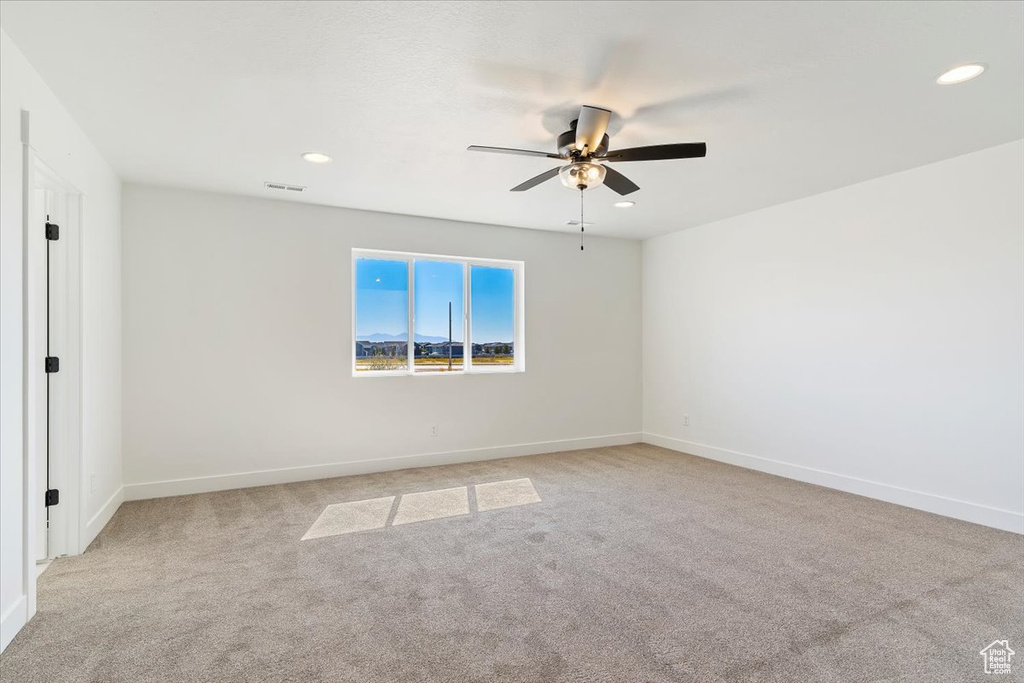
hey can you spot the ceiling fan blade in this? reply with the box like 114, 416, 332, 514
468, 145, 563, 159
601, 142, 707, 162
574, 105, 612, 154
602, 166, 640, 195
510, 166, 562, 192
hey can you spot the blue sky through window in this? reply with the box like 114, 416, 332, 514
415, 260, 463, 341
355, 259, 408, 340
471, 266, 514, 343
356, 257, 514, 345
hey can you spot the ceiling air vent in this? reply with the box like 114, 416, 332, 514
264, 182, 306, 193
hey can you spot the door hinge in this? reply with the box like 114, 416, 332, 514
45, 356, 60, 373
45, 222, 59, 241
45, 489, 60, 507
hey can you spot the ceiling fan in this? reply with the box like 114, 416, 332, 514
468, 105, 706, 195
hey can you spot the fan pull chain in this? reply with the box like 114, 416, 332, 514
580, 188, 585, 251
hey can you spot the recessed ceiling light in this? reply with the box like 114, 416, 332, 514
301, 151, 332, 163
614, 201, 636, 208
936, 63, 986, 85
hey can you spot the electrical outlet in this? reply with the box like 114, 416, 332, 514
90, 472, 96, 494
683, 414, 690, 427
430, 424, 439, 437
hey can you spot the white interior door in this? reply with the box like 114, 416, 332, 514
35, 188, 69, 562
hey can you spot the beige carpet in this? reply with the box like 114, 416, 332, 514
1, 444, 1021, 682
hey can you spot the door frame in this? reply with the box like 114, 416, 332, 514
23, 139, 84, 610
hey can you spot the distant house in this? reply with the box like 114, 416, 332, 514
356, 341, 407, 357
475, 342, 513, 356
425, 342, 463, 358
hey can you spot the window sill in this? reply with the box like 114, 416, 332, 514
352, 367, 524, 378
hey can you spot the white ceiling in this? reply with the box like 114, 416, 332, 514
2, 1, 1021, 239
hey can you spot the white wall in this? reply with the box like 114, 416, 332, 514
644, 140, 1024, 533
0, 29, 122, 650
121, 184, 642, 497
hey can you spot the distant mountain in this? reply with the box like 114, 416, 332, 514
360, 333, 400, 342
359, 333, 450, 343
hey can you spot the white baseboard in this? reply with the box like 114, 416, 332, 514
124, 433, 643, 501
83, 486, 124, 549
644, 433, 1023, 535
1, 595, 27, 652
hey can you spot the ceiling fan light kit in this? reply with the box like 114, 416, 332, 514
468, 104, 707, 249
468, 104, 707, 196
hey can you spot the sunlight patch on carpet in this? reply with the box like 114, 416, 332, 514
301, 496, 395, 540
475, 478, 542, 511
302, 478, 542, 541
392, 486, 470, 526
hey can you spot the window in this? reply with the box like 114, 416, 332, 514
353, 258, 408, 372
415, 260, 464, 373
470, 266, 515, 367
353, 249, 523, 375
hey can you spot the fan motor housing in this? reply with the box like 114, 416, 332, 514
557, 120, 609, 157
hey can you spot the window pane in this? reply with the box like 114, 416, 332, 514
414, 260, 464, 372
471, 266, 515, 366
354, 259, 408, 372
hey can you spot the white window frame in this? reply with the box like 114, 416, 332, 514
352, 248, 525, 377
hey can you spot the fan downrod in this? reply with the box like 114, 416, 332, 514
557, 119, 610, 158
